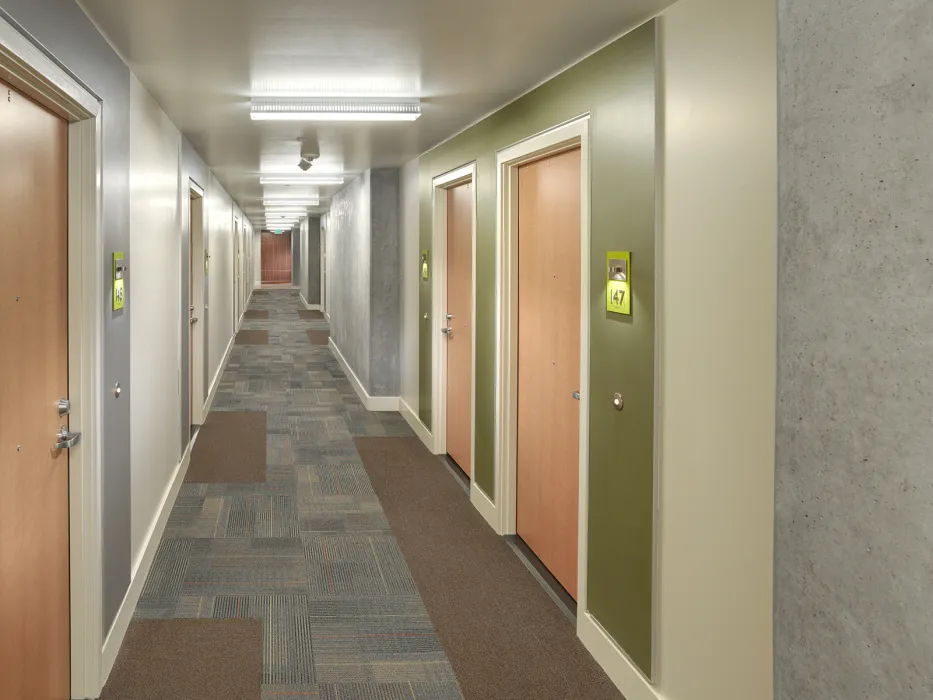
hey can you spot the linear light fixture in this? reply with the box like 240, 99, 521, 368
250, 97, 421, 122
260, 176, 344, 186
263, 200, 319, 207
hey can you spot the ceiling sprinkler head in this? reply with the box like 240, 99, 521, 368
298, 156, 313, 171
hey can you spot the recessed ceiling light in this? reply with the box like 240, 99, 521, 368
260, 176, 345, 186
250, 97, 421, 122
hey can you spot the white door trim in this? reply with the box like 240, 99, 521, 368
189, 184, 206, 425
493, 115, 592, 616
1, 14, 105, 699
430, 163, 477, 482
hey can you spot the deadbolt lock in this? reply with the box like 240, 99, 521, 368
612, 393, 624, 411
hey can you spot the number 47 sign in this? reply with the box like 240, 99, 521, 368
606, 251, 631, 316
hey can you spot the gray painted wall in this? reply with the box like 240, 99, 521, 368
776, 1, 933, 697
369, 169, 400, 396
328, 173, 372, 388
307, 217, 322, 305
1, 0, 132, 631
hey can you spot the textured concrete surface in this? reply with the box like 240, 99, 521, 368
369, 168, 401, 397
776, 1, 933, 698
307, 217, 322, 305
327, 173, 371, 389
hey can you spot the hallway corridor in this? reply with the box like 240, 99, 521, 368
105, 290, 461, 700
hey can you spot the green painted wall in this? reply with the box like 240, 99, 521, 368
418, 21, 656, 674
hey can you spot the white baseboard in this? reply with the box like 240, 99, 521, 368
470, 483, 501, 534
204, 334, 235, 416
100, 443, 193, 686
328, 338, 399, 412
399, 398, 435, 452
298, 292, 322, 310
578, 612, 663, 700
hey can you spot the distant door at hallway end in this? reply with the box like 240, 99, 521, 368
261, 231, 292, 284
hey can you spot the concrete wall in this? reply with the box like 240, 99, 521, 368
369, 168, 401, 396
307, 217, 322, 305
399, 158, 421, 411
328, 172, 372, 388
291, 222, 301, 287
1, 0, 132, 630
327, 169, 401, 397
657, 0, 776, 697
775, 1, 933, 698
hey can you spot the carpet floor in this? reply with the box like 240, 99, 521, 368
110, 290, 462, 700
307, 329, 330, 345
299, 309, 325, 320
356, 436, 623, 700
236, 329, 269, 345
244, 309, 270, 319
100, 619, 262, 700
185, 411, 267, 483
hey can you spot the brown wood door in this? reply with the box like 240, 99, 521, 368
446, 182, 473, 476
261, 231, 292, 284
0, 79, 71, 699
516, 147, 582, 599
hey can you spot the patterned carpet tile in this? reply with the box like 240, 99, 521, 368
130, 290, 462, 700
304, 533, 418, 597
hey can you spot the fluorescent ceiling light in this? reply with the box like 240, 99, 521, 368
250, 97, 421, 122
260, 176, 344, 186
263, 200, 319, 207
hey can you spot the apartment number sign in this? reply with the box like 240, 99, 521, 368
606, 251, 631, 315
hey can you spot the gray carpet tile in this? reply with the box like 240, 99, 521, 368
131, 289, 463, 700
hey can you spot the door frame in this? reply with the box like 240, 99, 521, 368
493, 115, 591, 609
1, 14, 105, 698
188, 182, 205, 425
430, 163, 477, 474
233, 215, 240, 326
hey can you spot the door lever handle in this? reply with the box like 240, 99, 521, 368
441, 326, 453, 338
55, 426, 81, 450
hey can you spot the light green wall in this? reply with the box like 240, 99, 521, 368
418, 21, 656, 674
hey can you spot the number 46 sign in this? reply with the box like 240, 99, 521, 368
606, 251, 631, 316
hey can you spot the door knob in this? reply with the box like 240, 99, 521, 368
190, 317, 199, 324
612, 393, 624, 411
441, 326, 453, 338
55, 426, 82, 450
571, 391, 581, 400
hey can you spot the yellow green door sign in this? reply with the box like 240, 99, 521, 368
113, 252, 126, 310
606, 251, 631, 315
421, 250, 429, 280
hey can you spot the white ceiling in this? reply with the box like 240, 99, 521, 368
79, 0, 672, 228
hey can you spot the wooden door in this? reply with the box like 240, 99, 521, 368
0, 79, 71, 699
446, 182, 473, 476
261, 231, 292, 284
516, 147, 582, 599
189, 195, 197, 426
234, 220, 240, 320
